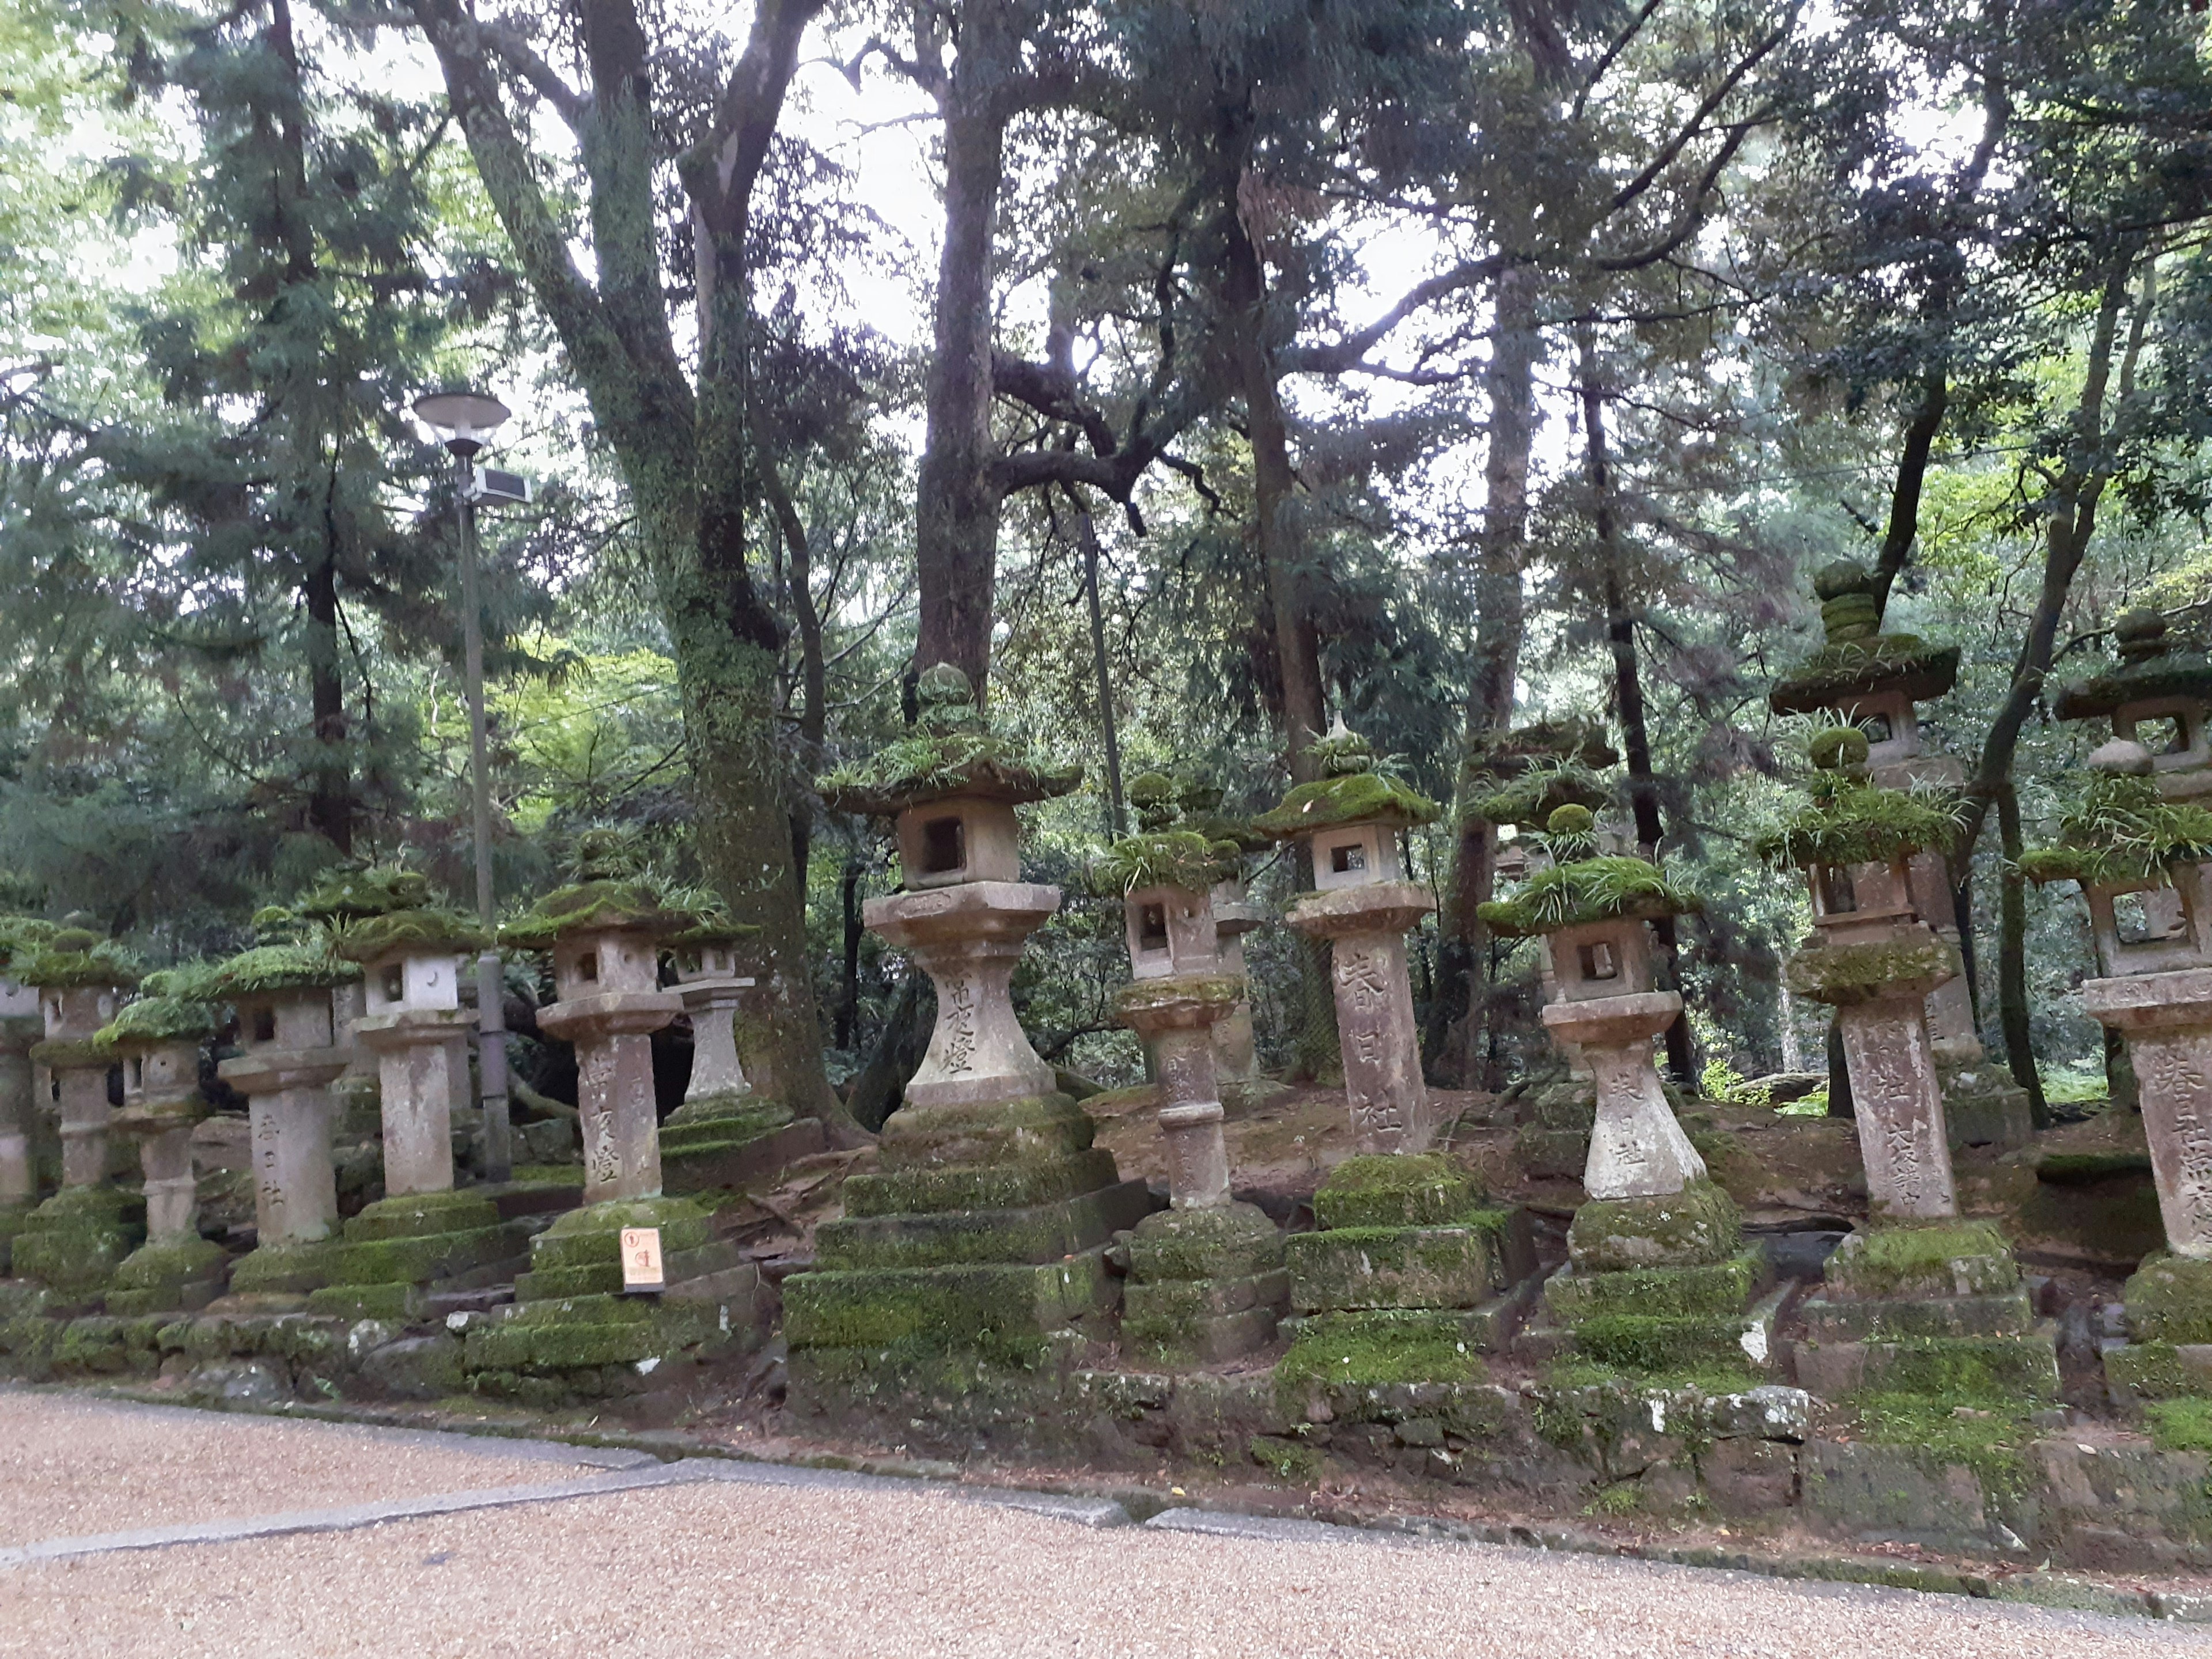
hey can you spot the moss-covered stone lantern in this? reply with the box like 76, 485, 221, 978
785, 663, 1151, 1420
211, 940, 359, 1298
1770, 559, 2027, 1147
1252, 719, 1442, 1154
0, 915, 55, 1270
1100, 827, 1286, 1363
1482, 808, 1769, 1372
1769, 730, 2056, 1402
300, 870, 517, 1319
95, 969, 227, 1315
660, 908, 824, 1192
10, 925, 142, 1301
467, 837, 758, 1382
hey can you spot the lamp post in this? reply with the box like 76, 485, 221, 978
413, 389, 514, 1182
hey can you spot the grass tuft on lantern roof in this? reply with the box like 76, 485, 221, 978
20, 925, 141, 991
1756, 728, 1963, 870
1467, 755, 1615, 831
0, 915, 57, 975
816, 663, 1081, 816
2017, 769, 2212, 888
93, 966, 222, 1053
500, 826, 703, 951
210, 943, 359, 996
1252, 718, 1439, 838
1093, 830, 1243, 897
1479, 805, 1698, 937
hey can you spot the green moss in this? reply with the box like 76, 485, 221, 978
1566, 1183, 1741, 1272
1571, 1312, 1760, 1373
1824, 1221, 2017, 1299
1286, 1225, 1500, 1313
498, 878, 698, 952
0, 915, 56, 975
1126, 1204, 1283, 1282
1543, 1358, 1760, 1394
93, 991, 219, 1053
296, 865, 437, 920
1783, 934, 1961, 1006
1094, 831, 1240, 897
1468, 758, 1614, 831
1252, 770, 1439, 837
1111, 974, 1243, 1021
328, 908, 490, 963
815, 666, 1081, 815
2036, 1150, 2154, 1184
2145, 1396, 2212, 1452
1248, 1435, 1322, 1482
1312, 1153, 1483, 1229
1758, 771, 1962, 870
1768, 635, 1961, 715
2017, 770, 2212, 887
2123, 1252, 2212, 1344
19, 929, 140, 991
1479, 855, 1699, 937
1546, 1254, 1758, 1322
209, 944, 359, 995
1275, 1309, 1487, 1390
1853, 1392, 2034, 1502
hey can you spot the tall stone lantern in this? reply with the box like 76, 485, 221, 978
211, 942, 359, 1298
1482, 808, 1770, 1370
1252, 720, 1441, 1154
1101, 828, 1286, 1363
0, 916, 55, 1271
11, 926, 142, 1302
785, 664, 1151, 1416
660, 909, 825, 1192
308, 871, 517, 1318
1768, 729, 2056, 1399
1770, 560, 2029, 1146
96, 971, 228, 1315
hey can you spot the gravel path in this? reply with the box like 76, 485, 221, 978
0, 1391, 607, 1546
6, 1473, 2203, 1659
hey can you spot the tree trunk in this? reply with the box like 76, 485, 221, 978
1579, 323, 1693, 1084
1432, 262, 1539, 1087
304, 536, 353, 854
1069, 490, 1127, 837
836, 852, 863, 1051
1995, 779, 2049, 1126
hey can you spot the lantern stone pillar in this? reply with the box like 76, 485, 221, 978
785, 666, 1150, 1427
1209, 878, 1263, 1082
466, 846, 760, 1382
0, 946, 45, 1271
214, 949, 357, 1300
11, 929, 141, 1301
100, 980, 226, 1315
1106, 846, 1285, 1364
1771, 733, 2055, 1402
1253, 724, 1441, 1155
660, 921, 824, 1192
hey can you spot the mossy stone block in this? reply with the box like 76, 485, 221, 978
2123, 1253, 2212, 1344
1123, 1268, 1288, 1329
525, 1196, 713, 1270
1824, 1221, 2018, 1300
1545, 1253, 1758, 1324
1286, 1225, 1499, 1314
226, 1239, 343, 1295
816, 1179, 1153, 1271
1312, 1154, 1483, 1230
1124, 1305, 1278, 1368
467, 1317, 660, 1371
1126, 1201, 1283, 1283
2103, 1340, 2212, 1401
1568, 1311, 1758, 1373
843, 1149, 1122, 1219
1513, 1124, 1589, 1180
1854, 1330, 2061, 1400
1274, 1308, 1490, 1389
305, 1282, 426, 1320
1801, 1286, 2034, 1342
516, 1240, 740, 1302
875, 1092, 1095, 1171
661, 1095, 792, 1145
343, 1190, 503, 1241
327, 1225, 516, 1289
104, 1237, 227, 1316
783, 1251, 1115, 1359
12, 1186, 144, 1296
1565, 1181, 1740, 1272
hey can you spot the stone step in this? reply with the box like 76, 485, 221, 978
1286, 1222, 1510, 1316
2104, 1339, 2212, 1402
1544, 1252, 1765, 1324
1565, 1282, 1794, 1375
1799, 1286, 2035, 1342
783, 1245, 1119, 1356
1793, 1321, 2062, 1401
842, 1149, 1123, 1219
662, 1118, 827, 1195
815, 1178, 1156, 1271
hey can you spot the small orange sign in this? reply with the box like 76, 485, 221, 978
620, 1226, 665, 1293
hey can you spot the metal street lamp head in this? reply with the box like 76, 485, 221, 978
412, 389, 511, 459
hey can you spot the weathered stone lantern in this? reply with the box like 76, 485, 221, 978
1101, 828, 1286, 1363
0, 916, 55, 1271
660, 910, 824, 1192
1252, 720, 1441, 1154
1770, 729, 2056, 1400
467, 836, 756, 1383
1769, 559, 2028, 1146
786, 664, 1150, 1419
305, 871, 516, 1318
211, 941, 359, 1298
11, 925, 142, 1301
1482, 808, 1768, 1370
96, 971, 227, 1315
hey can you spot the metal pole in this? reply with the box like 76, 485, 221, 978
457, 457, 512, 1181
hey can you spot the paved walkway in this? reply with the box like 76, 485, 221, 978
0, 1391, 2203, 1658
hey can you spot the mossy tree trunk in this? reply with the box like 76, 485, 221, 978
1995, 779, 2049, 1126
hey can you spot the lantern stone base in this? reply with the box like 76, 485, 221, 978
104, 1236, 226, 1317
1792, 1221, 2059, 1402
10, 1187, 144, 1301
302, 1190, 528, 1318
1543, 1251, 1777, 1376
1120, 1202, 1286, 1366
1939, 1062, 2034, 1152
1514, 1078, 1594, 1179
1565, 1182, 1742, 1274
509, 1195, 738, 1302
660, 1093, 825, 1195
2102, 1254, 2212, 1403
224, 1239, 342, 1299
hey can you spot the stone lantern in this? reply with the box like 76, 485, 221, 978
1482, 808, 1771, 1370
0, 916, 55, 1271
1770, 730, 2056, 1400
212, 942, 359, 1298
467, 838, 757, 1382
1770, 560, 2028, 1147
307, 872, 517, 1318
10, 926, 142, 1302
660, 911, 824, 1192
96, 972, 227, 1315
1252, 719, 1441, 1154
1102, 829, 1286, 1363
785, 664, 1150, 1418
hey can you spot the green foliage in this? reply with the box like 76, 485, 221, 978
209, 943, 357, 996
1468, 759, 1614, 830
1479, 855, 1699, 937
1757, 772, 1963, 870
92, 983, 218, 1052
19, 929, 140, 990
2017, 770, 2212, 887
1093, 830, 1239, 896
499, 878, 699, 952
0, 915, 56, 974
1853, 1394, 2033, 1502
1252, 770, 1440, 837
1698, 1058, 1773, 1108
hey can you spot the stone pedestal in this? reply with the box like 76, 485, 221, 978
107, 1041, 225, 1316
0, 980, 40, 1270
1543, 988, 1706, 1200
1114, 973, 1285, 1364
14, 983, 139, 1299
660, 965, 821, 1194
219, 1046, 347, 1296
1288, 882, 1438, 1154
786, 879, 1150, 1402
538, 986, 678, 1203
